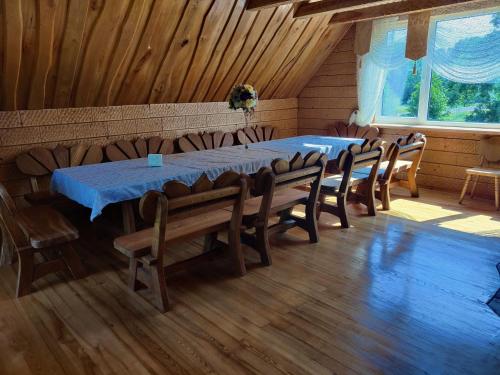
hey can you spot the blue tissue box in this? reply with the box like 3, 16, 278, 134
148, 154, 163, 167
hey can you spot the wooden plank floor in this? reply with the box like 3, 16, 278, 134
0, 188, 499, 374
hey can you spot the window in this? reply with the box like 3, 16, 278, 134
376, 10, 500, 128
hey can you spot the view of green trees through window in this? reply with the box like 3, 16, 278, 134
380, 12, 499, 125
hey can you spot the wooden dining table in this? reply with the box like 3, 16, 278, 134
51, 135, 364, 233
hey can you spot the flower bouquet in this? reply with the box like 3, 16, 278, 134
228, 84, 258, 113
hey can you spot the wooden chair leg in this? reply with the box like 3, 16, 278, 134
366, 184, 377, 217
0, 222, 14, 266
128, 259, 140, 291
316, 193, 326, 220
203, 232, 218, 252
229, 228, 246, 276
408, 173, 419, 198
255, 226, 272, 266
470, 175, 480, 199
338, 196, 350, 229
495, 176, 499, 211
305, 201, 319, 243
150, 264, 170, 312
459, 174, 471, 204
61, 244, 86, 279
16, 251, 35, 297
381, 184, 391, 211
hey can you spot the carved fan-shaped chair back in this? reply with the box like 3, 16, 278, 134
178, 131, 234, 153
106, 137, 174, 162
236, 126, 276, 145
329, 121, 379, 142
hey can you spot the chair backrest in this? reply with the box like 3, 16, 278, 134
106, 137, 174, 162
337, 139, 385, 193
253, 151, 327, 219
138, 171, 248, 260
0, 183, 29, 252
329, 121, 379, 142
236, 126, 276, 145
479, 136, 500, 165
178, 131, 234, 153
383, 133, 426, 181
16, 144, 103, 192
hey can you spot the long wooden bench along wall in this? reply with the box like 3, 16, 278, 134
298, 26, 499, 200
0, 99, 298, 201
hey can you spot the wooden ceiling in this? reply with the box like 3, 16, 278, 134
0, 0, 350, 111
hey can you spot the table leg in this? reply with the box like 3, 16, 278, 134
122, 201, 136, 234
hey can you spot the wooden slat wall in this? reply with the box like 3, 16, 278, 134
0, 0, 349, 110
0, 99, 298, 199
298, 26, 499, 201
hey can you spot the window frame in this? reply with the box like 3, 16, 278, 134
374, 8, 500, 129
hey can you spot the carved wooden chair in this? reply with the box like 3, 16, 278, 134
328, 121, 380, 141
227, 151, 327, 266
319, 140, 384, 228
178, 131, 234, 152
0, 183, 85, 297
16, 144, 103, 205
460, 136, 500, 210
236, 126, 276, 145
355, 133, 427, 210
106, 136, 174, 161
113, 171, 248, 312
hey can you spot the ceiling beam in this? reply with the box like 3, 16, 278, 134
246, 0, 300, 11
294, 0, 396, 19
330, 0, 484, 24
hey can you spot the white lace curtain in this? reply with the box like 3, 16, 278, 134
354, 11, 500, 126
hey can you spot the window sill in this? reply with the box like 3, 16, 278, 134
372, 123, 500, 135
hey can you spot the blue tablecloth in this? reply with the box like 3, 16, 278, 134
51, 136, 363, 220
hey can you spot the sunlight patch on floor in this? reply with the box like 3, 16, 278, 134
384, 198, 462, 223
439, 215, 500, 237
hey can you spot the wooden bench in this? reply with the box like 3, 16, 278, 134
226, 151, 326, 266
328, 121, 380, 142
0, 183, 85, 297
236, 126, 277, 145
113, 171, 248, 312
178, 131, 234, 152
106, 136, 174, 161
16, 144, 103, 205
319, 140, 384, 228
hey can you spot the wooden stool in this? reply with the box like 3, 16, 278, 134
459, 137, 500, 210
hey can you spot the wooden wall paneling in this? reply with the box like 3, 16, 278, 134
28, 0, 58, 109
251, 18, 310, 97
96, 0, 152, 106
245, 7, 297, 93
222, 5, 291, 99
203, 8, 259, 101
263, 16, 326, 98
177, 0, 235, 102
150, 0, 214, 103
74, 0, 131, 107
116, 1, 186, 106
212, 7, 278, 100
1, 0, 23, 110
52, 0, 91, 108
17, 1, 37, 110
280, 24, 351, 97
191, 0, 246, 102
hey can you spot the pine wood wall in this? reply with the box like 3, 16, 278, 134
298, 26, 499, 201
0, 0, 349, 111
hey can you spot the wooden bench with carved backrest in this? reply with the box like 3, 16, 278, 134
113, 170, 248, 312
178, 131, 234, 153
319, 139, 385, 228
329, 121, 380, 141
353, 133, 426, 210
225, 151, 327, 266
16, 144, 103, 205
236, 126, 277, 145
0, 183, 85, 297
106, 136, 174, 161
